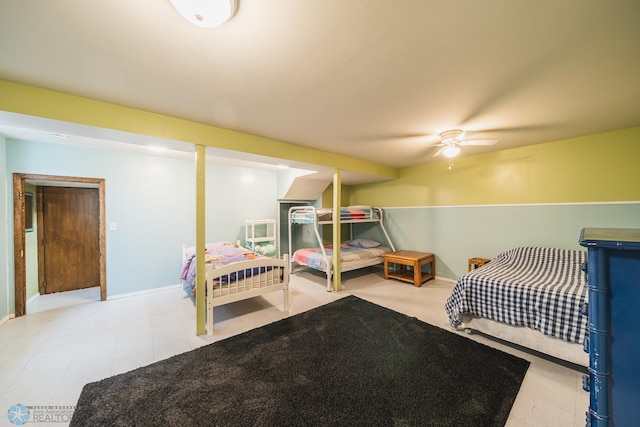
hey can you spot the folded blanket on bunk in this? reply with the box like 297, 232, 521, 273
444, 247, 588, 344
340, 207, 367, 220
290, 206, 378, 224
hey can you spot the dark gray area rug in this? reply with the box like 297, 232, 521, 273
71, 296, 528, 426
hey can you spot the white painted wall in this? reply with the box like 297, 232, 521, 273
3, 140, 278, 302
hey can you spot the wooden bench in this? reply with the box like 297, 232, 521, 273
384, 251, 435, 287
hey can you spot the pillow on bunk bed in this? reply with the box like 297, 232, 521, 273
346, 239, 381, 248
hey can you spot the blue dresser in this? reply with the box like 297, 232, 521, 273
579, 228, 640, 427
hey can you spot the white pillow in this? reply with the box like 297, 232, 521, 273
347, 239, 381, 248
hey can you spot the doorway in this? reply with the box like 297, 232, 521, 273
13, 173, 107, 317
38, 186, 101, 294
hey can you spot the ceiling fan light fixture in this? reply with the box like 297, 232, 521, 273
442, 145, 460, 158
169, 0, 237, 28
439, 129, 464, 145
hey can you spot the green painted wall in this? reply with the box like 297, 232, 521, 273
0, 79, 397, 181
350, 127, 640, 206
347, 127, 640, 280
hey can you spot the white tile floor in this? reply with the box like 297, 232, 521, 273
0, 268, 588, 427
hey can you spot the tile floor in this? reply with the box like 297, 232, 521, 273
0, 268, 588, 427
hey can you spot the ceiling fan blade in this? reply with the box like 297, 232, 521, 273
460, 139, 498, 146
460, 130, 477, 139
432, 146, 446, 157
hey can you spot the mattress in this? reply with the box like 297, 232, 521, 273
292, 243, 392, 271
445, 247, 588, 344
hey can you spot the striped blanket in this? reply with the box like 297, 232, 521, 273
444, 247, 588, 344
290, 207, 379, 224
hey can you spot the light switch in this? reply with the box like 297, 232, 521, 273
109, 222, 117, 231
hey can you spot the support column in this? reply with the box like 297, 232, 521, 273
332, 169, 341, 292
195, 145, 206, 335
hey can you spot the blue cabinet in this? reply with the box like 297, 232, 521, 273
579, 228, 640, 427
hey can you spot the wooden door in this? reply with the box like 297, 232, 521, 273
39, 187, 100, 294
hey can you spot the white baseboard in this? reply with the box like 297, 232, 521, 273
0, 313, 16, 327
26, 292, 40, 305
107, 283, 182, 301
435, 275, 457, 284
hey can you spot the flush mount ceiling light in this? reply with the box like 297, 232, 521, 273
169, 0, 237, 28
441, 145, 460, 158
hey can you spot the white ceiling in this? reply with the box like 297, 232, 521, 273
1, 1, 639, 180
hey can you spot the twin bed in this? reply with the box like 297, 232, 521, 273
445, 246, 589, 366
180, 242, 289, 335
288, 206, 396, 291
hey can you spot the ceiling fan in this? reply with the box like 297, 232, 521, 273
430, 129, 498, 158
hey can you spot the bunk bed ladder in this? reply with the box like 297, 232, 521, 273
377, 207, 396, 252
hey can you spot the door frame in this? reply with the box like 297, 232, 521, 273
13, 173, 107, 316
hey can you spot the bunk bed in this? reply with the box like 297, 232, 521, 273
180, 242, 289, 334
288, 206, 396, 291
445, 246, 588, 366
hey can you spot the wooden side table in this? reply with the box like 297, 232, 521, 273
468, 257, 491, 272
384, 251, 435, 287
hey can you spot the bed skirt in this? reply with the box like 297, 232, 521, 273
461, 315, 588, 367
